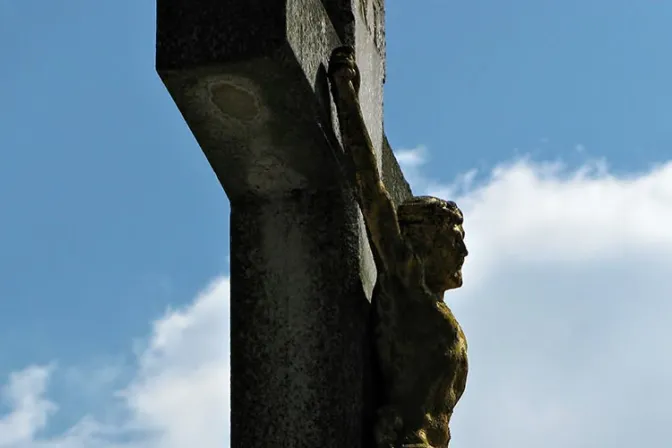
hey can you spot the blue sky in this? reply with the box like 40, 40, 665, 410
1, 1, 671, 447
385, 0, 672, 173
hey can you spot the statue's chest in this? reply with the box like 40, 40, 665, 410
375, 275, 465, 355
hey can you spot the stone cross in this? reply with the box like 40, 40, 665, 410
156, 1, 411, 446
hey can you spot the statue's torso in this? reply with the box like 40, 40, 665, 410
373, 269, 468, 446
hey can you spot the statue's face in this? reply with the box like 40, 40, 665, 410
424, 203, 468, 293
398, 197, 468, 294
442, 222, 467, 290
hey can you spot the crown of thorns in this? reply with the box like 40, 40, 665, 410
397, 196, 463, 226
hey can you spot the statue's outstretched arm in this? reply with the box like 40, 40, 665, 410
328, 46, 415, 279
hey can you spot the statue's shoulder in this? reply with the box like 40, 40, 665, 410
382, 237, 424, 290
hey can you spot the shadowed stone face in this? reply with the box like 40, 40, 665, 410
157, 2, 394, 447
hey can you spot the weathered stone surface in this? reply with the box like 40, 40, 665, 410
156, 0, 406, 446
230, 192, 368, 447
156, 0, 386, 198
382, 135, 412, 206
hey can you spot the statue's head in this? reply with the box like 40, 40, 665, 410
397, 196, 468, 294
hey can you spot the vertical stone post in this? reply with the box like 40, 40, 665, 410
156, 1, 410, 446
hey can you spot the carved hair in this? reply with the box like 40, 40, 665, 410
397, 196, 463, 257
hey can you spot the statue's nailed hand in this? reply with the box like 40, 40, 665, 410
328, 45, 361, 94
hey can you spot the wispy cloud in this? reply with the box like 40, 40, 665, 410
0, 365, 56, 446
393, 145, 434, 194
0, 278, 230, 448
394, 145, 428, 168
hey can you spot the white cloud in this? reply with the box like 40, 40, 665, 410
0, 365, 56, 447
400, 154, 672, 447
119, 277, 230, 448
1, 154, 672, 447
0, 278, 230, 448
394, 146, 430, 190
431, 158, 672, 274
394, 145, 427, 168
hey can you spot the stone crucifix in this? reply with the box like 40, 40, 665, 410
156, 1, 469, 447
156, 1, 410, 447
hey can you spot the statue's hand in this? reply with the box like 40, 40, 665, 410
328, 45, 361, 94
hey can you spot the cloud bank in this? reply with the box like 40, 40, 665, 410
0, 279, 230, 448
1, 152, 671, 447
